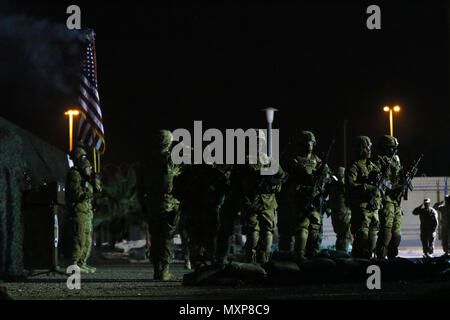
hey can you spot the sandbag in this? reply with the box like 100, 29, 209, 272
315, 249, 351, 260
182, 267, 224, 286
264, 260, 303, 285
223, 262, 267, 281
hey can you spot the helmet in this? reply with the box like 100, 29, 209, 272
298, 130, 316, 145
79, 158, 92, 170
153, 130, 173, 150
257, 129, 266, 143
334, 167, 345, 179
70, 141, 87, 162
378, 135, 399, 156
378, 135, 399, 148
353, 136, 372, 159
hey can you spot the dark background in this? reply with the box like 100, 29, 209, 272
1, 0, 449, 174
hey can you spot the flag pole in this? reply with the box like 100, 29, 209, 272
93, 147, 97, 173
97, 150, 101, 172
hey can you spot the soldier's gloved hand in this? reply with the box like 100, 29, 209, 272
93, 172, 102, 180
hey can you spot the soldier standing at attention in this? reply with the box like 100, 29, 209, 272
239, 130, 286, 265
374, 135, 404, 259
147, 130, 181, 280
413, 198, 439, 258
280, 131, 328, 263
327, 167, 352, 252
66, 143, 102, 273
436, 195, 450, 257
345, 136, 381, 259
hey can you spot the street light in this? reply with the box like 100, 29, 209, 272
64, 109, 80, 151
383, 105, 400, 137
262, 107, 278, 157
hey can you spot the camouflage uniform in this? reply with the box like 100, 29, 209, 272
146, 130, 181, 280
239, 131, 285, 264
280, 131, 328, 262
66, 149, 101, 274
437, 196, 450, 256
327, 167, 352, 252
345, 136, 381, 259
374, 135, 404, 259
215, 165, 241, 266
413, 201, 439, 257
176, 163, 229, 269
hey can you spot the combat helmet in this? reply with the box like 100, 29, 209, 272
298, 130, 316, 144
79, 157, 92, 170
70, 141, 87, 163
378, 135, 399, 155
256, 128, 266, 143
353, 136, 372, 159
334, 166, 345, 180
153, 129, 173, 151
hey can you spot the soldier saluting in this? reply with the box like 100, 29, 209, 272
413, 198, 439, 258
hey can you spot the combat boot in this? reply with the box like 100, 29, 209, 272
257, 231, 273, 265
80, 263, 96, 273
160, 264, 176, 281
244, 231, 259, 264
294, 231, 308, 265
78, 266, 91, 274
152, 262, 161, 280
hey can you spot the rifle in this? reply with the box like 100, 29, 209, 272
367, 152, 396, 210
306, 139, 335, 213
396, 153, 423, 203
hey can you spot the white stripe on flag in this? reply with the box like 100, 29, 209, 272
79, 98, 105, 134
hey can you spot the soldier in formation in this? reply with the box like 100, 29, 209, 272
237, 130, 286, 264
66, 142, 102, 273
79, 126, 431, 279
345, 136, 381, 259
280, 131, 329, 263
145, 130, 182, 280
327, 167, 351, 252
374, 135, 404, 259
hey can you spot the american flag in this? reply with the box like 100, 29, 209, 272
77, 30, 105, 154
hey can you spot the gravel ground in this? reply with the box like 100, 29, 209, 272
2, 247, 450, 300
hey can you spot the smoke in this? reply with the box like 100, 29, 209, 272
0, 13, 85, 102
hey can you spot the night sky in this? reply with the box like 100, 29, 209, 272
1, 0, 449, 175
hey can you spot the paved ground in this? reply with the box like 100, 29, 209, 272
1, 247, 449, 300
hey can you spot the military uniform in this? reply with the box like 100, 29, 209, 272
239, 147, 285, 265
66, 152, 101, 273
216, 165, 241, 265
280, 131, 328, 262
176, 163, 229, 269
413, 201, 439, 257
327, 167, 352, 252
345, 136, 381, 259
374, 136, 404, 259
146, 130, 181, 280
437, 197, 450, 256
